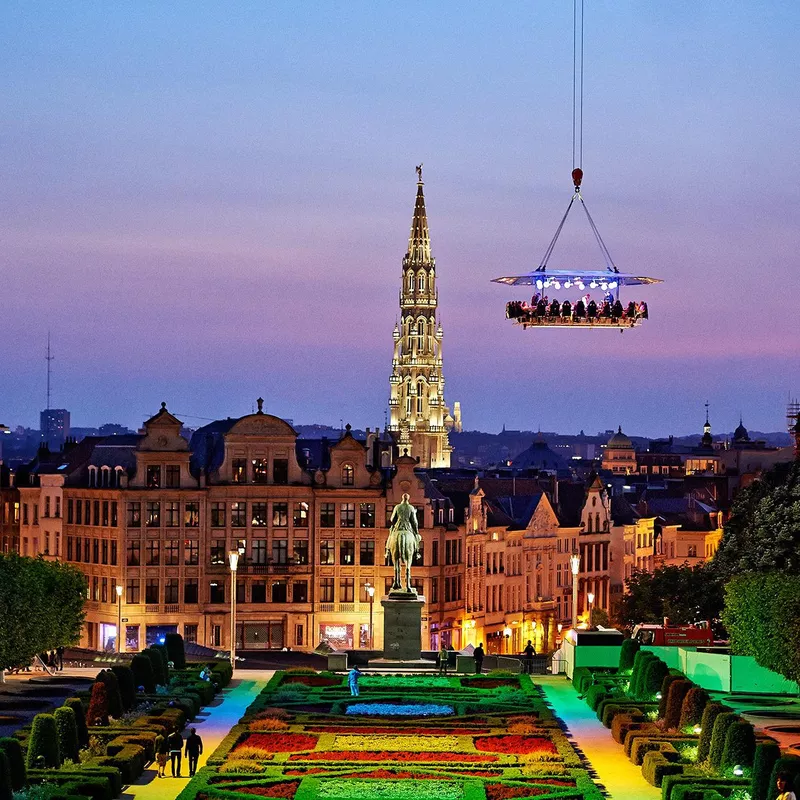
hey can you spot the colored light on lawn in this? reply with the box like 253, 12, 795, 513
345, 703, 455, 716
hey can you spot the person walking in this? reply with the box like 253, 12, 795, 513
348, 666, 361, 696
167, 729, 183, 777
56, 646, 64, 671
438, 644, 449, 675
473, 643, 485, 675
185, 727, 203, 777
523, 640, 536, 675
153, 732, 168, 778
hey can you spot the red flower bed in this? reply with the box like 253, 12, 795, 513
237, 733, 319, 753
235, 783, 300, 798
305, 725, 491, 735
281, 676, 340, 687
338, 769, 504, 779
466, 679, 519, 689
473, 736, 558, 755
289, 751, 497, 763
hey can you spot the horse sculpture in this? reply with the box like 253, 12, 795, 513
386, 493, 420, 593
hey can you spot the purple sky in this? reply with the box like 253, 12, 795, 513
2, 2, 799, 437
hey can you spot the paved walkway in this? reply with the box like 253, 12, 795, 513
536, 675, 660, 800
121, 671, 271, 800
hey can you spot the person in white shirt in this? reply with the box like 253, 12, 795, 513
777, 772, 797, 800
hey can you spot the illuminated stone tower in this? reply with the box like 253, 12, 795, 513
388, 167, 454, 468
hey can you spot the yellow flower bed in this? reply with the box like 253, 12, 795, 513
331, 735, 463, 753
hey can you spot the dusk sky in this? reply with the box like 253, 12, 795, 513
2, 2, 799, 438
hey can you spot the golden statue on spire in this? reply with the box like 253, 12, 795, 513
415, 163, 423, 183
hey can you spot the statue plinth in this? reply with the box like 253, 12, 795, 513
381, 594, 425, 661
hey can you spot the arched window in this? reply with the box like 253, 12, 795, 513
417, 272, 426, 292
101, 466, 110, 487
88, 466, 98, 487
596, 512, 601, 533
416, 380, 425, 414
342, 464, 354, 486
115, 467, 125, 487
407, 272, 414, 292
587, 515, 593, 533
416, 319, 425, 350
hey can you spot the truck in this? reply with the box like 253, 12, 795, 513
631, 619, 713, 647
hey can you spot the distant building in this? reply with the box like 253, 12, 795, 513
40, 409, 70, 450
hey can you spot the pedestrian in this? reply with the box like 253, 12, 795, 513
523, 640, 536, 674
348, 666, 361, 696
184, 727, 203, 777
473, 643, 485, 675
167, 729, 183, 777
776, 772, 797, 800
153, 732, 168, 778
438, 644, 448, 675
56, 646, 64, 671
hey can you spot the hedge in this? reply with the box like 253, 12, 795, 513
26, 713, 60, 769
54, 706, 80, 764
697, 703, 731, 763
664, 679, 693, 730
632, 735, 697, 767
598, 699, 657, 726
708, 712, 740, 770
573, 666, 593, 695
678, 687, 709, 732
166, 633, 186, 669
151, 645, 170, 679
630, 651, 656, 699
26, 769, 114, 800
721, 720, 756, 771
642, 743, 684, 787
611, 712, 647, 745
87, 681, 109, 727
95, 670, 123, 720
642, 658, 670, 702
131, 653, 156, 693
143, 648, 168, 686
659, 673, 686, 718
64, 697, 89, 748
619, 637, 640, 673
661, 774, 749, 800
0, 738, 26, 791
585, 684, 609, 711
750, 741, 781, 800
110, 665, 137, 712
0, 751, 12, 800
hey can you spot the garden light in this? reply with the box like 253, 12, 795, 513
733, 765, 744, 777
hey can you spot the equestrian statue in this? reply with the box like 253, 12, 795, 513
386, 493, 421, 594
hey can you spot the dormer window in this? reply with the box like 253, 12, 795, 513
165, 465, 180, 488
101, 466, 111, 487
146, 465, 161, 488
88, 466, 98, 487
342, 464, 354, 486
232, 459, 247, 483
114, 466, 125, 487
252, 458, 268, 484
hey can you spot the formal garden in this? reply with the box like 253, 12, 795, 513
0, 633, 232, 800
174, 669, 604, 800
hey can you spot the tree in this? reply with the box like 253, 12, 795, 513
0, 554, 85, 672
618, 564, 724, 630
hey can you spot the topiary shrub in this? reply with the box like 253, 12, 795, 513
658, 673, 686, 718
165, 633, 186, 669
751, 741, 781, 800
629, 651, 654, 699
54, 706, 80, 764
0, 738, 26, 791
572, 666, 593, 695
110, 665, 137, 712
26, 713, 61, 769
211, 661, 233, 688
63, 697, 88, 748
664, 679, 693, 730
131, 654, 155, 693
586, 684, 609, 711
87, 682, 110, 727
642, 743, 684, 786
641, 658, 669, 701
619, 637, 640, 673
679, 687, 710, 732
709, 712, 740, 770
96, 670, 123, 720
151, 645, 170, 677
721, 720, 756, 772
0, 751, 13, 800
143, 648, 167, 686
697, 702, 731, 763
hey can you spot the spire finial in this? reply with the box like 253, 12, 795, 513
406, 166, 431, 263
256, 397, 264, 414
416, 163, 423, 183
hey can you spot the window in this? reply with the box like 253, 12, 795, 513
164, 539, 180, 565
23, 504, 29, 525
146, 465, 161, 488
385, 505, 394, 528
55, 497, 61, 518
210, 540, 226, 566
293, 581, 308, 603
432, 540, 439, 566
320, 578, 334, 603
84, 538, 90, 561
67, 537, 73, 561
165, 501, 180, 527
320, 539, 335, 564
102, 539, 109, 565
111, 502, 118, 527
209, 582, 225, 604
45, 496, 50, 518
341, 503, 355, 528
293, 502, 309, 527
231, 502, 246, 527
251, 580, 267, 603
271, 581, 287, 603
127, 502, 141, 528
320, 503, 335, 528
126, 578, 140, 604
145, 502, 160, 527
252, 458, 268, 484
184, 624, 198, 644
145, 540, 160, 565
164, 578, 179, 604
688, 545, 697, 558
251, 502, 267, 527
430, 577, 438, 603
184, 539, 199, 565
165, 465, 180, 488
101, 578, 108, 603
211, 503, 226, 527
111, 540, 117, 565
273, 459, 288, 485
252, 539, 268, 565
293, 540, 308, 565
100, 501, 108, 527
184, 579, 199, 604
342, 464, 354, 486
340, 539, 355, 565
272, 502, 288, 527
339, 577, 354, 602
360, 503, 375, 528
125, 540, 140, 567
272, 540, 288, 565
67, 500, 73, 524
184, 502, 199, 527
360, 539, 375, 566
92, 538, 99, 563
232, 459, 247, 483
145, 578, 159, 605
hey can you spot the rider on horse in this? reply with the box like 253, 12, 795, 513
386, 493, 421, 593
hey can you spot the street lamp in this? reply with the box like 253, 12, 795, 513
364, 582, 375, 650
503, 625, 512, 654
570, 552, 581, 630
115, 585, 123, 653
228, 550, 240, 671
587, 592, 595, 629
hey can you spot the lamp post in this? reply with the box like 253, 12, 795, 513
228, 550, 239, 671
587, 591, 595, 629
570, 552, 581, 630
364, 582, 375, 649
503, 625, 512, 655
115, 585, 123, 653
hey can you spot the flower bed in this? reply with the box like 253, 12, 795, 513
474, 735, 559, 755
289, 751, 497, 763
237, 733, 319, 753
344, 703, 454, 716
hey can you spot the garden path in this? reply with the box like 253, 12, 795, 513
537, 675, 660, 800
121, 671, 271, 800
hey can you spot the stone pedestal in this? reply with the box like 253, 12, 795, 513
381, 594, 425, 661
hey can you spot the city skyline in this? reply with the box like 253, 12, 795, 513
3, 3, 799, 436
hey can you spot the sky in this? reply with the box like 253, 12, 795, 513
2, 1, 799, 438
